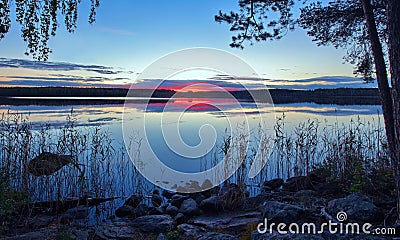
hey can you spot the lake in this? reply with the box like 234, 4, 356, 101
0, 98, 386, 205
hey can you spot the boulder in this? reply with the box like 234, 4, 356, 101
261, 201, 305, 224
198, 232, 238, 240
170, 194, 189, 207
165, 205, 179, 217
60, 206, 89, 223
199, 196, 224, 212
134, 204, 149, 218
283, 176, 313, 192
162, 190, 175, 199
178, 223, 206, 239
326, 193, 383, 222
27, 152, 72, 176
131, 215, 174, 233
116, 205, 135, 218
124, 194, 143, 208
174, 213, 187, 224
263, 178, 284, 191
179, 198, 201, 216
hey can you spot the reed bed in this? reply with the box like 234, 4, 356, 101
0, 110, 389, 217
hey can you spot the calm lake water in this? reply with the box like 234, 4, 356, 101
0, 98, 385, 200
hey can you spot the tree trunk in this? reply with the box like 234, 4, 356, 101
387, 0, 400, 223
360, 0, 399, 222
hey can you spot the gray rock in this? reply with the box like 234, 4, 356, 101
131, 215, 174, 233
251, 230, 324, 240
179, 198, 201, 216
28, 215, 56, 229
191, 211, 262, 232
165, 205, 179, 217
261, 201, 305, 224
116, 205, 135, 218
326, 193, 383, 222
157, 233, 168, 240
27, 152, 72, 176
134, 203, 149, 218
95, 220, 137, 239
124, 193, 143, 208
178, 223, 206, 239
198, 232, 238, 240
171, 194, 189, 207
174, 213, 187, 224
199, 196, 224, 212
149, 206, 165, 215
60, 206, 89, 223
263, 178, 284, 190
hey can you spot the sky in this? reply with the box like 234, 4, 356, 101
0, 1, 377, 90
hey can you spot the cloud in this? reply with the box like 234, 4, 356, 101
0, 58, 125, 75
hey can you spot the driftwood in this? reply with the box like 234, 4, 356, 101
27, 152, 72, 176
32, 196, 121, 213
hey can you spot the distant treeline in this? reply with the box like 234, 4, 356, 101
0, 87, 381, 105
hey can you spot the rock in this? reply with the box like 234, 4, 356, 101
95, 220, 137, 239
60, 206, 89, 223
283, 176, 313, 192
165, 205, 179, 217
116, 205, 135, 218
294, 190, 318, 198
199, 196, 224, 212
251, 230, 324, 240
28, 215, 56, 229
190, 193, 206, 205
174, 213, 187, 224
178, 223, 206, 239
149, 206, 165, 215
131, 215, 174, 233
124, 194, 143, 208
157, 233, 168, 240
171, 194, 189, 207
326, 193, 383, 222
261, 201, 305, 224
27, 152, 72, 176
179, 198, 201, 216
162, 190, 175, 199
263, 178, 284, 191
191, 211, 262, 232
152, 189, 163, 207
198, 232, 238, 240
315, 181, 344, 197
134, 203, 149, 218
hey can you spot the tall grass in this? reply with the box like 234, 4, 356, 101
0, 110, 389, 216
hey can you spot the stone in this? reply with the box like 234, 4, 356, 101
162, 190, 175, 199
27, 152, 72, 176
165, 205, 179, 217
149, 206, 165, 215
263, 178, 284, 190
60, 206, 89, 223
190, 193, 206, 205
131, 215, 174, 233
251, 230, 324, 240
170, 194, 189, 207
115, 205, 135, 218
133, 203, 149, 218
95, 220, 137, 239
124, 194, 143, 208
198, 232, 238, 240
179, 198, 201, 216
157, 233, 168, 240
174, 213, 187, 224
178, 223, 207, 239
326, 193, 383, 222
152, 189, 163, 207
199, 196, 224, 212
261, 201, 305, 224
283, 176, 313, 192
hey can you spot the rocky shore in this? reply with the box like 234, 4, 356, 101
4, 171, 399, 239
